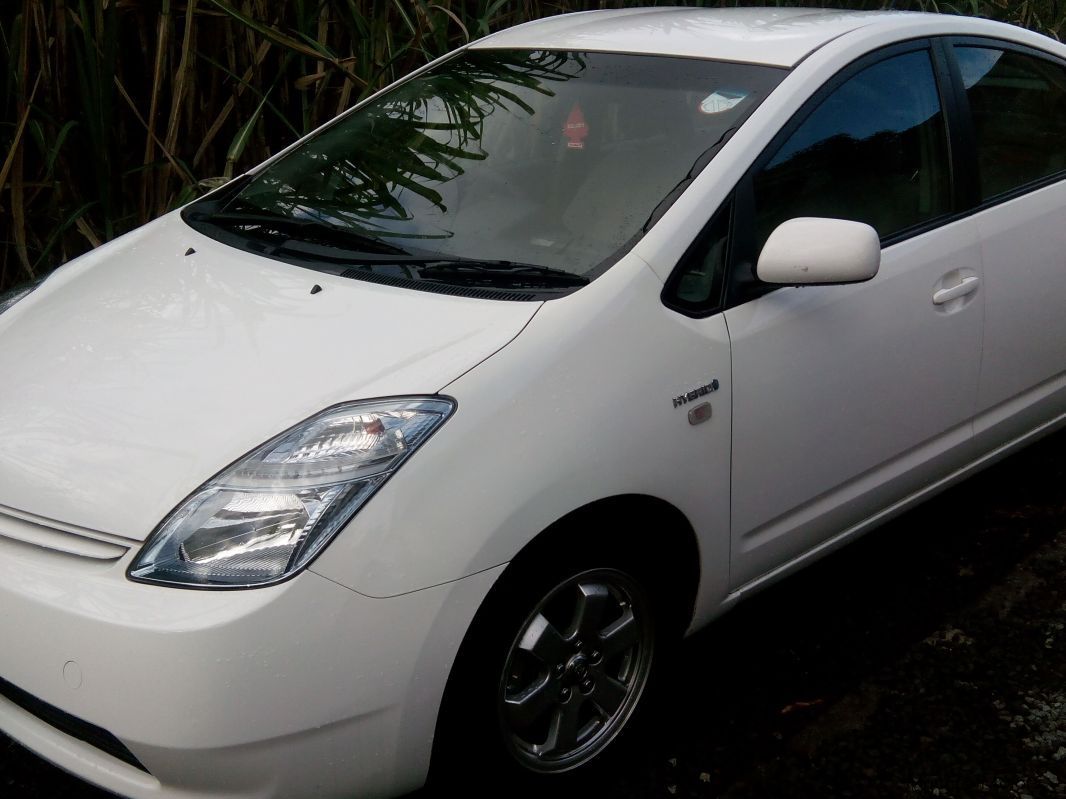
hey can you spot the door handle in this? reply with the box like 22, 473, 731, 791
933, 275, 980, 305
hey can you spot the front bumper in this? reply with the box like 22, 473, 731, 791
0, 530, 502, 798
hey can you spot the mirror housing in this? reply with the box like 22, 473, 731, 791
757, 217, 880, 285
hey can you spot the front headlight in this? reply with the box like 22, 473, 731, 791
129, 397, 455, 588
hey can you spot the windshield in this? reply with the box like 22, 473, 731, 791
186, 49, 784, 295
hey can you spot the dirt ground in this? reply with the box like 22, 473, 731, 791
4, 431, 1066, 798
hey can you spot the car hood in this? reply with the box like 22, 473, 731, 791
0, 213, 539, 540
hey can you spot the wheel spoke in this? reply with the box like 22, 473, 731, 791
569, 582, 612, 641
539, 699, 583, 757
517, 612, 570, 666
598, 607, 639, 658
498, 569, 653, 772
504, 673, 561, 729
590, 671, 627, 717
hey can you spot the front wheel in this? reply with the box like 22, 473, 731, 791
499, 568, 654, 772
433, 556, 663, 789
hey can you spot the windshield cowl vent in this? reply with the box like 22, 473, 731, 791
338, 267, 542, 302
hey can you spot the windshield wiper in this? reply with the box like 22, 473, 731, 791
341, 258, 589, 288
187, 208, 588, 289
187, 210, 410, 256
419, 260, 588, 287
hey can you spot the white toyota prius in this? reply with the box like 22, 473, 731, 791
2, 7, 1065, 798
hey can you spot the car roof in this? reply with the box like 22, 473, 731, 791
469, 7, 1000, 67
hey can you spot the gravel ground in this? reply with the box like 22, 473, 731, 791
4, 431, 1066, 798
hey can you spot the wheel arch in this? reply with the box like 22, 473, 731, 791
428, 493, 701, 785
501, 494, 702, 636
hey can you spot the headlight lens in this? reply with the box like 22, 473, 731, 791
129, 397, 454, 588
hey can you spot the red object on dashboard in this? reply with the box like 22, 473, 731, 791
563, 103, 588, 149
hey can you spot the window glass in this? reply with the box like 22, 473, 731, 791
664, 202, 730, 313
198, 51, 784, 282
955, 46, 1066, 200
753, 50, 950, 252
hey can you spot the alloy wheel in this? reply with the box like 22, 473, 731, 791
498, 568, 654, 772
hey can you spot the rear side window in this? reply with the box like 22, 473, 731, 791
954, 46, 1066, 201
752, 49, 951, 251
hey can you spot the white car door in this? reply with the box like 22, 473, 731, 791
721, 42, 986, 589
948, 42, 1066, 444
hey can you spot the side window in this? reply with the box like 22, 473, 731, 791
752, 50, 951, 253
662, 201, 731, 315
954, 46, 1066, 201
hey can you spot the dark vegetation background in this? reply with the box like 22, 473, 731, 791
1, 0, 1064, 294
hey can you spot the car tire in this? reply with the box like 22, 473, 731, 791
431, 542, 672, 792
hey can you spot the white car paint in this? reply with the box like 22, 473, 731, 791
973, 180, 1066, 423
726, 215, 985, 587
310, 253, 733, 600
756, 217, 881, 284
0, 527, 503, 798
469, 6, 904, 66
0, 215, 538, 539
1, 8, 1065, 799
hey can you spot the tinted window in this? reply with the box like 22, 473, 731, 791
955, 46, 1066, 201
753, 50, 951, 251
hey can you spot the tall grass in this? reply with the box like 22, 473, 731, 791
1, 0, 1063, 292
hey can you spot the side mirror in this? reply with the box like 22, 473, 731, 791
757, 217, 880, 285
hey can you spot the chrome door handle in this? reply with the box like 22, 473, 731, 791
933, 275, 980, 305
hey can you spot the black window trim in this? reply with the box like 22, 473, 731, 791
931, 37, 977, 215
660, 197, 734, 318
